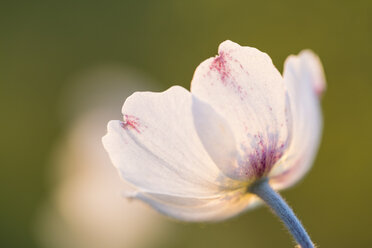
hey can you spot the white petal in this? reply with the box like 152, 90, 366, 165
269, 50, 325, 189
134, 189, 259, 222
191, 40, 291, 181
102, 86, 241, 198
191, 96, 240, 183
298, 50, 326, 96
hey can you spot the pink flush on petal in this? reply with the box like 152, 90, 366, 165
121, 114, 142, 133
314, 83, 326, 98
209, 51, 246, 99
237, 134, 286, 180
210, 51, 230, 82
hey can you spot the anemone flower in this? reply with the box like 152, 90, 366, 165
103, 41, 326, 247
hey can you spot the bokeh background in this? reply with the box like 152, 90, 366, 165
1, 0, 371, 247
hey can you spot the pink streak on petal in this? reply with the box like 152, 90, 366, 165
121, 114, 142, 133
208, 51, 247, 100
210, 51, 230, 82
237, 133, 287, 180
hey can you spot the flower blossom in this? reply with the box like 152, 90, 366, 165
102, 40, 326, 222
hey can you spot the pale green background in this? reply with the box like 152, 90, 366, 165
1, 0, 371, 247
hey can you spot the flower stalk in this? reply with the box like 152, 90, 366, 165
249, 179, 314, 248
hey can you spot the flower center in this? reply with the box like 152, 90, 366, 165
238, 133, 285, 180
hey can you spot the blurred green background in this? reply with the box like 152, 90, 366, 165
1, 0, 372, 247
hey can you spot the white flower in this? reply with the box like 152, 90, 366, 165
102, 41, 326, 222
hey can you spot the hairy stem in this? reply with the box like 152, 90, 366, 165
249, 178, 314, 248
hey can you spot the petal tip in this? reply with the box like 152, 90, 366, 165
218, 40, 241, 54
284, 49, 326, 97
299, 49, 326, 96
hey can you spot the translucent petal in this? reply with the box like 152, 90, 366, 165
134, 189, 260, 222
191, 40, 291, 181
269, 50, 325, 189
102, 86, 241, 198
